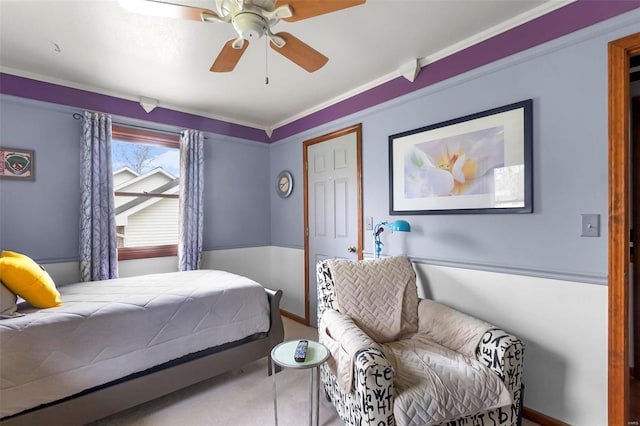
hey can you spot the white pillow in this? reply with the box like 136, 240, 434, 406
0, 281, 18, 317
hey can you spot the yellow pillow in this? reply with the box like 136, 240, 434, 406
2, 250, 28, 259
2, 251, 49, 273
0, 254, 61, 308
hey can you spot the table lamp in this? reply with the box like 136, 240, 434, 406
373, 219, 411, 258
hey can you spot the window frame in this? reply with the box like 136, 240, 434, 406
112, 125, 180, 261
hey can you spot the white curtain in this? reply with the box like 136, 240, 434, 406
178, 129, 205, 271
79, 111, 118, 281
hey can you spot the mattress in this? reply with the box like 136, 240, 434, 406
0, 269, 270, 418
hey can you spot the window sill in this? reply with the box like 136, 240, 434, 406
118, 245, 177, 261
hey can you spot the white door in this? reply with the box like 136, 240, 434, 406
305, 124, 362, 327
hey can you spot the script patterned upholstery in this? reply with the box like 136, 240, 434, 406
317, 258, 525, 426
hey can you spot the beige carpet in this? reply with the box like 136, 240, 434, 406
90, 318, 342, 426
91, 318, 537, 426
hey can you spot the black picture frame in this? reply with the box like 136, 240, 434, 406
389, 99, 532, 215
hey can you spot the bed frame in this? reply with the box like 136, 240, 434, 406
1, 288, 284, 426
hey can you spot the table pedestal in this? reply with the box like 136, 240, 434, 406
270, 340, 329, 426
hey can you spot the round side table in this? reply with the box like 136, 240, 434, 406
270, 340, 329, 426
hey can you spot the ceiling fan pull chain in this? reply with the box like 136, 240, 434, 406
264, 33, 270, 85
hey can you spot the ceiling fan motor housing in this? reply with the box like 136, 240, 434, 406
232, 12, 267, 40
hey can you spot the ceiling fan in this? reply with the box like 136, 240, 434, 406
120, 0, 366, 73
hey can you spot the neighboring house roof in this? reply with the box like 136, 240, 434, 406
113, 166, 180, 227
114, 166, 138, 178
115, 178, 179, 224
113, 167, 140, 187
114, 167, 177, 192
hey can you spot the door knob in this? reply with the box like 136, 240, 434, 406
347, 246, 357, 253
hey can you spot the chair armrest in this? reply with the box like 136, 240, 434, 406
319, 309, 382, 392
319, 310, 395, 425
353, 348, 395, 425
320, 309, 379, 353
476, 328, 525, 394
417, 298, 492, 357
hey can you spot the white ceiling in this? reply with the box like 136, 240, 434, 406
0, 0, 569, 132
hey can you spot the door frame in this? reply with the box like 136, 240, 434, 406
609, 32, 640, 426
303, 123, 363, 325
634, 96, 640, 381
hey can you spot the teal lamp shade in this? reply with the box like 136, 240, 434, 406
388, 220, 411, 232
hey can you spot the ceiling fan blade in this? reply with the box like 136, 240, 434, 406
210, 39, 249, 72
274, 0, 365, 22
270, 32, 328, 73
119, 0, 223, 22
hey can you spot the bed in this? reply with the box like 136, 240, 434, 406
0, 269, 284, 426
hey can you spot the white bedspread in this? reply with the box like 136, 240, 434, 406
0, 270, 270, 418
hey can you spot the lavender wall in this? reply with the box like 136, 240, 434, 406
269, 8, 640, 285
269, 138, 304, 249
204, 135, 270, 250
0, 97, 81, 262
0, 95, 271, 262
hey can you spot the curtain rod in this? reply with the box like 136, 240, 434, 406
72, 112, 207, 139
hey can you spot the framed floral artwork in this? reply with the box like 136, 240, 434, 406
389, 99, 532, 214
0, 147, 35, 180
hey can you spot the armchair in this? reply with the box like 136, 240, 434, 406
317, 257, 524, 426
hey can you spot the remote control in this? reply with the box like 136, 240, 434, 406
294, 339, 308, 362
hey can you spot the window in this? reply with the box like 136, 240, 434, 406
112, 125, 180, 260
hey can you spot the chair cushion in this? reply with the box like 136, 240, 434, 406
327, 256, 418, 343
382, 335, 512, 426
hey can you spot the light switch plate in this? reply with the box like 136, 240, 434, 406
581, 214, 600, 237
366, 216, 373, 230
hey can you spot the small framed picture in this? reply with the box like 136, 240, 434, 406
0, 147, 35, 180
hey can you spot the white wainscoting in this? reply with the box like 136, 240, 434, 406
44, 257, 181, 286
201, 246, 305, 319
42, 261, 82, 286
